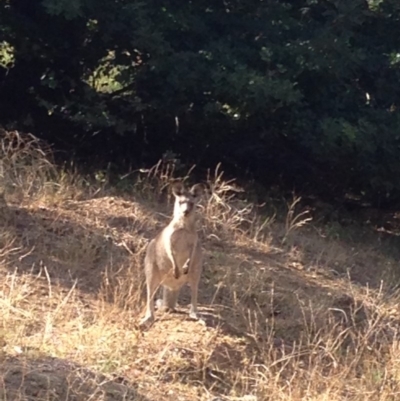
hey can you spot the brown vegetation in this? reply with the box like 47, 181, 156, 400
1, 131, 400, 400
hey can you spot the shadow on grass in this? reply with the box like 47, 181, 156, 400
0, 194, 396, 343
1, 195, 399, 399
0, 200, 147, 294
0, 353, 149, 401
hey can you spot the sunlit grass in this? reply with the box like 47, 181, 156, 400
0, 130, 399, 400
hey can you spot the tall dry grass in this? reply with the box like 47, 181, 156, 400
0, 130, 399, 400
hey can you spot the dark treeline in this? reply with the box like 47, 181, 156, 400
1, 0, 400, 206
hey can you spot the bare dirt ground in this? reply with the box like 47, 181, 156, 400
1, 131, 400, 400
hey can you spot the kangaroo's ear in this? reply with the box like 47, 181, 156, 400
171, 182, 185, 197
190, 183, 204, 198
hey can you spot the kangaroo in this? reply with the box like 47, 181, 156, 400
140, 182, 204, 326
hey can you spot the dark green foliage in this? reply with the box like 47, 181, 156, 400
1, 0, 400, 206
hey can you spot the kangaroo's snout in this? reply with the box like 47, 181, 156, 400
182, 201, 194, 216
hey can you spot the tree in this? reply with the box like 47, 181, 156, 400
1, 0, 400, 206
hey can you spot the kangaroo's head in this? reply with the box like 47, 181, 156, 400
172, 182, 204, 219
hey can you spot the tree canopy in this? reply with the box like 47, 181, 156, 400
1, 0, 400, 206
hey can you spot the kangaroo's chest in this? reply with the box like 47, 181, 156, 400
159, 224, 199, 268
170, 228, 197, 254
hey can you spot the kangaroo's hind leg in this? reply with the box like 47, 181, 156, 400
140, 244, 161, 327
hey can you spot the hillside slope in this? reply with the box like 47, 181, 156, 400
1, 132, 400, 401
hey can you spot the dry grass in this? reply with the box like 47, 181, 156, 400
0, 131, 400, 400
